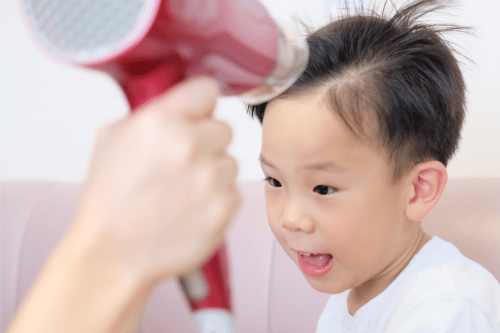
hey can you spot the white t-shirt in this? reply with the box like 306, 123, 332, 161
316, 236, 500, 332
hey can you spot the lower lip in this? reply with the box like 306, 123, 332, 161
297, 254, 334, 277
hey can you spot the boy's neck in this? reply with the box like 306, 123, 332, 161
347, 228, 432, 316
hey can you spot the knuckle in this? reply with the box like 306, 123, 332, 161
217, 121, 233, 142
216, 192, 239, 220
226, 156, 239, 179
203, 76, 222, 97
216, 156, 238, 184
97, 120, 120, 139
204, 120, 232, 150
216, 123, 233, 149
199, 187, 240, 236
95, 126, 110, 142
208, 196, 230, 228
228, 191, 241, 218
231, 189, 241, 208
94, 123, 119, 149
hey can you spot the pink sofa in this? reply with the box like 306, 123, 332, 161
2, 178, 499, 332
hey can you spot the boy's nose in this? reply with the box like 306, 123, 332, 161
280, 201, 314, 234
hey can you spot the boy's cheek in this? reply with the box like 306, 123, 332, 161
264, 201, 280, 230
266, 211, 283, 239
264, 191, 282, 220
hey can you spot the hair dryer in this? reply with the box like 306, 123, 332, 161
19, 0, 309, 331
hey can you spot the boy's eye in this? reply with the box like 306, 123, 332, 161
264, 177, 282, 188
313, 185, 337, 195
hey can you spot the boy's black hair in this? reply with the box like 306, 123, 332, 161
247, 0, 471, 179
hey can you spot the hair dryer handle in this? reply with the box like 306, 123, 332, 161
179, 244, 234, 332
121, 69, 234, 332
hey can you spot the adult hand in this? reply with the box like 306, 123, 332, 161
7, 76, 240, 333
74, 76, 240, 281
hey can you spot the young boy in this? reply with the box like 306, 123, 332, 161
247, 0, 500, 331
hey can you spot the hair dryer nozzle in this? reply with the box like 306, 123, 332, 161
238, 21, 309, 105
19, 0, 160, 65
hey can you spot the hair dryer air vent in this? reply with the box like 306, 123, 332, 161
22, 0, 159, 64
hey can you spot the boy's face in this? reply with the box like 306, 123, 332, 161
261, 92, 416, 295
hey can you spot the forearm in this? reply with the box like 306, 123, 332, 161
6, 222, 149, 333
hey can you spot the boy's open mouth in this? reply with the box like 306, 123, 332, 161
296, 252, 334, 277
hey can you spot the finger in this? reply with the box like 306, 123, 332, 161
223, 188, 241, 230
140, 76, 221, 121
207, 188, 241, 236
190, 120, 233, 156
175, 155, 238, 209
218, 155, 239, 185
193, 155, 239, 194
207, 155, 239, 189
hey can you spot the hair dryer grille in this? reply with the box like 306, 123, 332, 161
22, 0, 154, 63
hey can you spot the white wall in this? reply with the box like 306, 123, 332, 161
1, 0, 499, 183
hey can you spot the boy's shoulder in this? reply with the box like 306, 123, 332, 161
404, 236, 500, 297
317, 237, 500, 332
386, 236, 500, 332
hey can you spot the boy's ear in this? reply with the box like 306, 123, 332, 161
405, 160, 448, 222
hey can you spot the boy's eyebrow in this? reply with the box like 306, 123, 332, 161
259, 155, 276, 169
259, 155, 347, 174
304, 161, 347, 173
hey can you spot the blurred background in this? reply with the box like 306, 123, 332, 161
1, 0, 499, 183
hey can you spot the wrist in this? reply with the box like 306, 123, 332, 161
69, 211, 166, 285
62, 223, 144, 331
62, 217, 145, 296
8, 220, 147, 333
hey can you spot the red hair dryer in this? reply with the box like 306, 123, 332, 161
19, 0, 308, 331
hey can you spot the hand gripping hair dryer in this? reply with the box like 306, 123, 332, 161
19, 0, 309, 331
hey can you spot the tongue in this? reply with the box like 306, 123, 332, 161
302, 253, 332, 267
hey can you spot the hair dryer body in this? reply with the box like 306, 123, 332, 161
20, 0, 308, 331
93, 0, 282, 109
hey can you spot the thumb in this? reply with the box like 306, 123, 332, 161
139, 76, 221, 121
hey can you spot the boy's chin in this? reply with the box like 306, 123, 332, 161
301, 271, 348, 295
